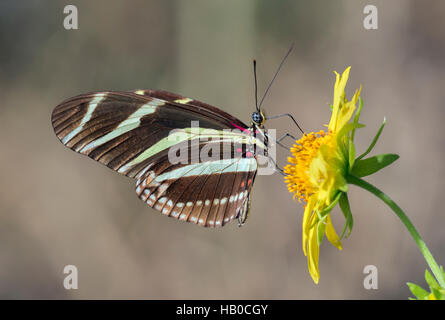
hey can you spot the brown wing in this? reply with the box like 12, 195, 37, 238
51, 90, 249, 178
135, 150, 258, 228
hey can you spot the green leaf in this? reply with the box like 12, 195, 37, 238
339, 193, 354, 239
407, 282, 430, 300
351, 154, 399, 177
356, 117, 386, 161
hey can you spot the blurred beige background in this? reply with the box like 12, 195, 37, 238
0, 0, 444, 299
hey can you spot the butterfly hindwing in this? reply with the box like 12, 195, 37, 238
135, 155, 258, 227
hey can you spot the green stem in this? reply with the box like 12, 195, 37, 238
346, 174, 445, 288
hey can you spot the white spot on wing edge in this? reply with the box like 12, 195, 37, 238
173, 98, 192, 104
157, 183, 169, 196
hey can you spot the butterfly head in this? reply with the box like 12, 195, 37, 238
251, 109, 266, 127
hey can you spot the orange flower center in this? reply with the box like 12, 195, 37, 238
284, 130, 334, 203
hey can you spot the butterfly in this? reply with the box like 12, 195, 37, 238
51, 47, 301, 228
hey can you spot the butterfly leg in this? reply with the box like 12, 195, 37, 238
266, 155, 286, 176
264, 132, 300, 175
275, 132, 297, 149
238, 195, 252, 227
265, 113, 304, 134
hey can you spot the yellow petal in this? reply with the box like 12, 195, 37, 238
325, 215, 342, 250
333, 86, 362, 132
307, 224, 320, 284
329, 71, 341, 131
329, 67, 351, 132
302, 198, 316, 256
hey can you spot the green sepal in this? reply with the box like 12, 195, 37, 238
309, 192, 342, 230
320, 192, 342, 216
425, 269, 440, 290
348, 142, 356, 173
336, 122, 364, 171
351, 97, 364, 142
356, 117, 386, 161
351, 154, 399, 177
336, 122, 365, 147
407, 282, 430, 300
348, 97, 364, 170
339, 192, 353, 239
317, 220, 326, 246
315, 192, 342, 245
431, 287, 445, 300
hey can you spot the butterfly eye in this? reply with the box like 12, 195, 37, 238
252, 111, 263, 125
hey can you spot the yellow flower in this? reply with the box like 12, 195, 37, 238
284, 67, 361, 284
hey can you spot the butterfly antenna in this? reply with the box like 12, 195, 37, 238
258, 43, 294, 109
253, 59, 259, 111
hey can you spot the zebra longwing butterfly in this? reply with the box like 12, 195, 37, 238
51, 48, 295, 228
51, 89, 272, 228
